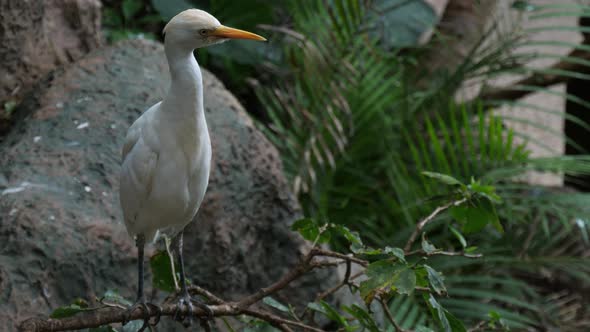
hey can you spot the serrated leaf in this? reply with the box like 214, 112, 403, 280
150, 250, 177, 293
422, 171, 463, 186
49, 304, 85, 318
262, 297, 289, 312
122, 0, 143, 21
448, 225, 467, 248
424, 265, 446, 295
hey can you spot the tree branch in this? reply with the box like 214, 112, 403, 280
405, 249, 482, 259
404, 198, 467, 252
379, 297, 408, 332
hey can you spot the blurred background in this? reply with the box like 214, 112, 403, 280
3, 0, 590, 330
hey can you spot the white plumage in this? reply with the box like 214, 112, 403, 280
118, 9, 265, 325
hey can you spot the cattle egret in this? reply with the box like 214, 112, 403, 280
119, 9, 266, 326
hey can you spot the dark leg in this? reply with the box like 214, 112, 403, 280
173, 231, 213, 326
136, 233, 146, 301
124, 234, 161, 330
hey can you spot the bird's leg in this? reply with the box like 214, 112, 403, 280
123, 234, 162, 330
164, 235, 180, 291
172, 231, 213, 327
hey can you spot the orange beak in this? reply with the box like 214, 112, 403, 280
210, 25, 267, 41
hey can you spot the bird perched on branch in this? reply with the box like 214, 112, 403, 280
119, 9, 266, 327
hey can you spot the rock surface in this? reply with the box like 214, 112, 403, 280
0, 39, 335, 331
0, 0, 102, 134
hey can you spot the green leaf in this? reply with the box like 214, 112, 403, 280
422, 171, 463, 186
393, 268, 416, 295
450, 200, 498, 234
119, 320, 148, 332
468, 180, 502, 203
306, 302, 325, 314
415, 327, 436, 332
101, 289, 132, 307
424, 265, 447, 295
360, 260, 415, 302
291, 218, 319, 241
448, 225, 467, 248
49, 304, 85, 318
262, 297, 289, 313
343, 304, 380, 332
421, 235, 437, 254
331, 224, 362, 245
150, 250, 177, 293
308, 301, 348, 327
425, 294, 466, 332
384, 246, 407, 263
122, 0, 143, 21
3, 100, 17, 115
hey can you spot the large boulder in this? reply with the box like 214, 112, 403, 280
0, 0, 102, 134
0, 39, 336, 331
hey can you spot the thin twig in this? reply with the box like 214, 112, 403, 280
378, 297, 408, 332
404, 198, 467, 252
311, 247, 369, 267
405, 249, 482, 259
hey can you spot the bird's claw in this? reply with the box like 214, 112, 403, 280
123, 299, 162, 331
174, 294, 213, 327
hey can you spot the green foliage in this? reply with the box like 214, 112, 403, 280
50, 304, 88, 319
262, 297, 290, 313
103, 0, 163, 42
150, 250, 177, 293
260, 0, 590, 330
425, 294, 466, 332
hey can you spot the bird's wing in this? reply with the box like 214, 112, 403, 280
121, 102, 161, 161
120, 104, 161, 238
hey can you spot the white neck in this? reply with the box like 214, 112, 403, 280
162, 38, 205, 126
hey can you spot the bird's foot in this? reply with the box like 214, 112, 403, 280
123, 299, 162, 331
174, 293, 213, 328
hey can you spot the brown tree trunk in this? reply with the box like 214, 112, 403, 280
421, 0, 499, 77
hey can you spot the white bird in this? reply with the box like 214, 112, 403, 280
119, 9, 266, 326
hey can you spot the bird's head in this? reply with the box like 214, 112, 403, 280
163, 9, 266, 49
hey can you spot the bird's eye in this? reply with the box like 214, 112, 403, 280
199, 29, 208, 36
